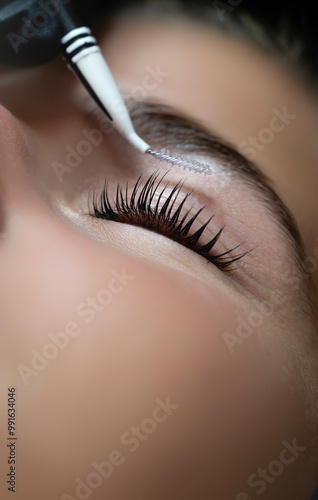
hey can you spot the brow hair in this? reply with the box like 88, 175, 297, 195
128, 99, 316, 315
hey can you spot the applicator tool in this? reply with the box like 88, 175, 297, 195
0, 0, 149, 152
147, 149, 213, 175
0, 0, 213, 174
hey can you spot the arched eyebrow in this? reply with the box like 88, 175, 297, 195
127, 98, 313, 298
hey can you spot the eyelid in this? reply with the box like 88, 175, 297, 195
88, 172, 246, 271
127, 100, 306, 279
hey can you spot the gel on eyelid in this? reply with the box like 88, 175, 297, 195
146, 149, 213, 175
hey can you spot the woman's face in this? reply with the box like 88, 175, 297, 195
1, 12, 318, 500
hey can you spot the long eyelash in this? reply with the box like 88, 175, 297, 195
89, 172, 246, 270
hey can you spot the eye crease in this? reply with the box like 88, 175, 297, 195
127, 100, 306, 268
88, 171, 247, 270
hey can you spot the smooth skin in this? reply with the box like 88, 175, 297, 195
0, 11, 318, 500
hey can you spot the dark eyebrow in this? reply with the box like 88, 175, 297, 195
127, 99, 313, 297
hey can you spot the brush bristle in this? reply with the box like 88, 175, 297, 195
146, 149, 213, 175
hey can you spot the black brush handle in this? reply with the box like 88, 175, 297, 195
0, 0, 79, 67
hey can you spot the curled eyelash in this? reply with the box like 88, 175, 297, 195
89, 171, 246, 270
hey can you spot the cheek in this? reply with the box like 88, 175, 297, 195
1, 215, 303, 498
0, 21, 313, 498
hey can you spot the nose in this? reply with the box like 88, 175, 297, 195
0, 103, 54, 286
0, 105, 94, 360
2, 101, 57, 221
0, 104, 33, 191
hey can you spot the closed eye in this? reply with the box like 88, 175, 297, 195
88, 171, 247, 271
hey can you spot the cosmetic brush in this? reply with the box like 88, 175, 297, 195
146, 149, 213, 175
62, 26, 213, 173
0, 1, 149, 152
0, 1, 213, 174
61, 24, 151, 153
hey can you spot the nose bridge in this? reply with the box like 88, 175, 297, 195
0, 105, 59, 299
0, 104, 38, 236
0, 103, 87, 301
0, 104, 32, 186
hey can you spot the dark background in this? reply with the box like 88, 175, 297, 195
1, 0, 318, 77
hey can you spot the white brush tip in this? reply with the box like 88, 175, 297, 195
127, 132, 150, 153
